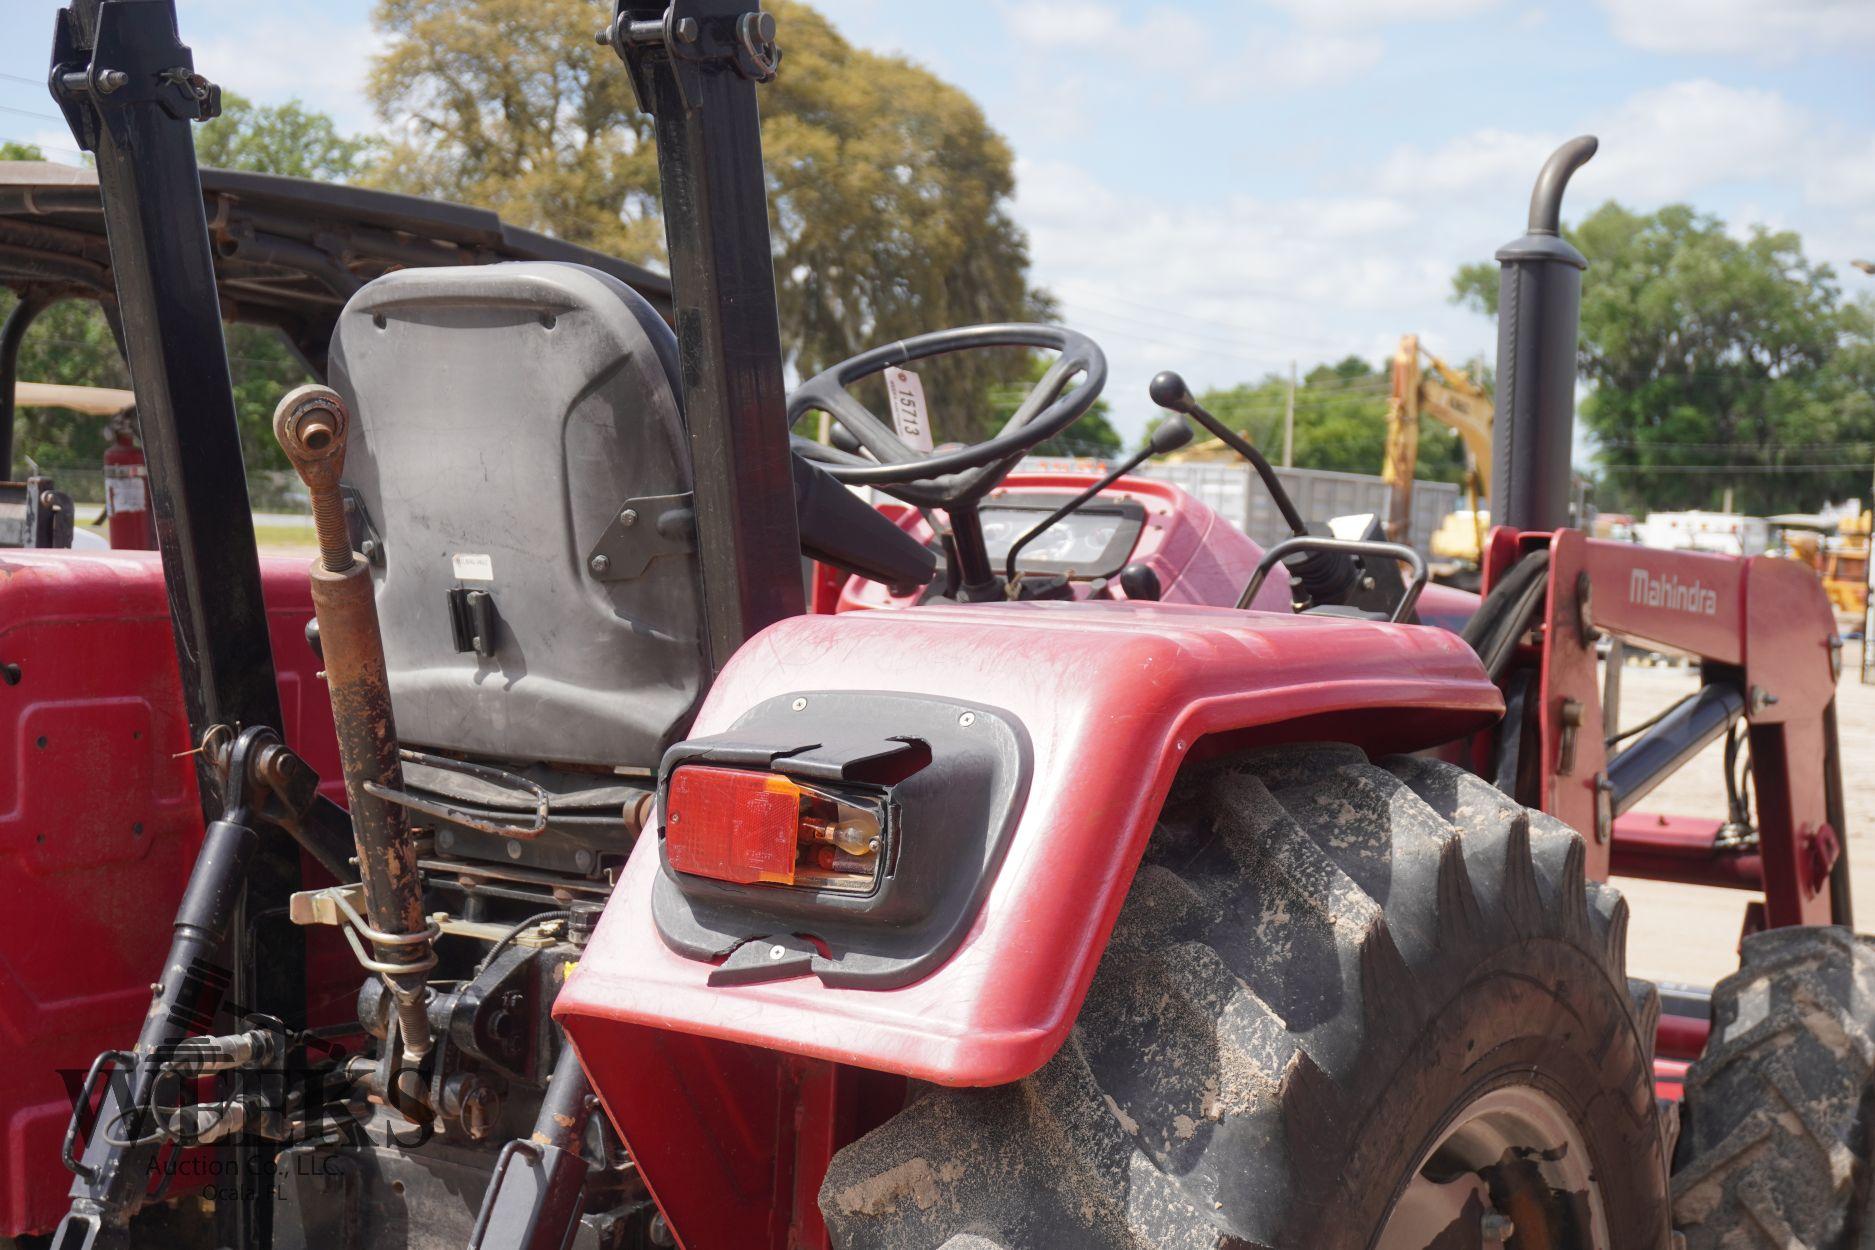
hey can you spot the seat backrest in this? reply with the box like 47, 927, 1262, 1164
328, 262, 706, 771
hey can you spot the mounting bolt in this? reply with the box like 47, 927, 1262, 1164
958, 711, 976, 727
506, 841, 522, 860
95, 69, 129, 93
768, 944, 786, 960
619, 508, 638, 527
791, 697, 808, 711
589, 553, 610, 575
674, 15, 700, 42
1748, 686, 1780, 716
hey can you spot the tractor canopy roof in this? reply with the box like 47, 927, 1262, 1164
0, 160, 672, 377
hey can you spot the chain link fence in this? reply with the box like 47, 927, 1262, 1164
1021, 456, 1460, 553
28, 464, 311, 515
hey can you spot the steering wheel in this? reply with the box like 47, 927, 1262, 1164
787, 323, 1106, 508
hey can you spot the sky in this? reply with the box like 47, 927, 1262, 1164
4, 0, 1874, 443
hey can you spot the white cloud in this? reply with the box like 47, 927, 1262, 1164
1598, 0, 1875, 59
1265, 0, 1500, 26
180, 7, 379, 133
1012, 77, 1875, 439
1011, 155, 1489, 439
1002, 2, 1381, 93
1375, 80, 1852, 207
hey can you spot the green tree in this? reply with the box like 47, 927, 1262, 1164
0, 293, 130, 471
366, 0, 659, 257
0, 98, 367, 475
1, 141, 44, 161
194, 91, 369, 182
984, 353, 1120, 457
189, 92, 363, 468
1453, 202, 1875, 513
1153, 355, 1470, 480
365, 0, 1049, 439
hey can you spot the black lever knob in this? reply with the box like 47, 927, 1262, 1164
1118, 562, 1162, 602
1148, 416, 1194, 456
1149, 370, 1196, 414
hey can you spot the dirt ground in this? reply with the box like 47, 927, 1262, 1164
1613, 633, 1874, 991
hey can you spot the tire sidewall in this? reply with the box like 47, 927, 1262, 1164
1289, 938, 1666, 1249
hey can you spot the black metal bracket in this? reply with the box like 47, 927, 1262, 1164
606, 0, 780, 111
446, 586, 499, 657
50, 0, 220, 155
585, 492, 695, 581
340, 484, 384, 566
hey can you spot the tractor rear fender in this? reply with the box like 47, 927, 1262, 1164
556, 600, 1500, 1088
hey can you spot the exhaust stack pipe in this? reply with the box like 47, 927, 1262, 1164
1492, 135, 1596, 533
274, 385, 436, 1068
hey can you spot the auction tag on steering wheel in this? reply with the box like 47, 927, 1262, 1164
885, 367, 934, 452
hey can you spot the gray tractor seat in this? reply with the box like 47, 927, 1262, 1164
329, 262, 706, 780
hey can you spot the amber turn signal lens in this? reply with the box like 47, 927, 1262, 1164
664, 765, 885, 893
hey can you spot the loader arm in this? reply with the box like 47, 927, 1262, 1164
1481, 526, 1846, 927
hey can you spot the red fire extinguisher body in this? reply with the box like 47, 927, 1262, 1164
102, 428, 156, 550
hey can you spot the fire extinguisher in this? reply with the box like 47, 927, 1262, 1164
102, 411, 156, 550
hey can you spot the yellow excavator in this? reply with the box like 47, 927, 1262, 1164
1382, 333, 1493, 565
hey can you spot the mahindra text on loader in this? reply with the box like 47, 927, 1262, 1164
7, 1, 1860, 1248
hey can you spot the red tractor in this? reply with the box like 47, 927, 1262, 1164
8, 2, 1858, 1249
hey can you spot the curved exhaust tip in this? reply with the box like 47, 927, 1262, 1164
1527, 135, 1598, 236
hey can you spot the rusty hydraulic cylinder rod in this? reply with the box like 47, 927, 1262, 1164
274, 384, 435, 1063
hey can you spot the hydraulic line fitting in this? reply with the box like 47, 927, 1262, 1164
274, 384, 437, 1072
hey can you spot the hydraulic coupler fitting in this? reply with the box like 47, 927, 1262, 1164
274, 385, 436, 1068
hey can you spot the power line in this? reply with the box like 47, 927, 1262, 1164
1101, 285, 1345, 319
1062, 297, 1350, 354
1599, 462, 1871, 474
1598, 438, 1875, 451
0, 132, 86, 160
0, 102, 64, 125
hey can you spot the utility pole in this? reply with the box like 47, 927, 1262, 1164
1851, 262, 1875, 684
1282, 360, 1295, 468
1864, 463, 1873, 685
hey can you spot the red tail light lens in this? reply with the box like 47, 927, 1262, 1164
664, 765, 884, 893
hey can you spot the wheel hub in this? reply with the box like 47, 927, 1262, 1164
1377, 1085, 1607, 1250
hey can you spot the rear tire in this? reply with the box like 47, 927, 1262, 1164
1672, 927, 1875, 1249
820, 745, 1670, 1249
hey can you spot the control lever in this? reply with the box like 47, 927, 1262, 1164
1148, 370, 1361, 610
1002, 416, 1192, 586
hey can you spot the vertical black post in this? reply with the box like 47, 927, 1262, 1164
0, 290, 55, 479
50, 0, 284, 739
49, 4, 298, 1246
611, 0, 806, 673
1492, 135, 1596, 533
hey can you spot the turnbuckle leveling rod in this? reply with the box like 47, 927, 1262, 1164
273, 385, 436, 1075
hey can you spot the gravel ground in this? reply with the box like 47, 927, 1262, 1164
1612, 633, 1874, 989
